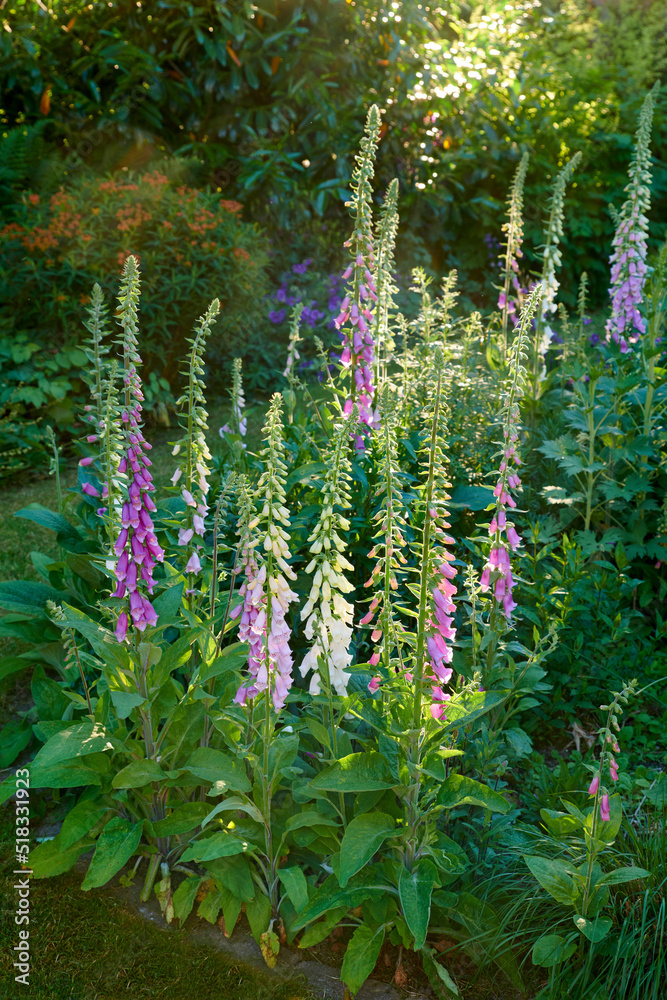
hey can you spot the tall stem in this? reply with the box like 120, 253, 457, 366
412, 370, 441, 729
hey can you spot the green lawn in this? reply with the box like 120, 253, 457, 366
0, 810, 313, 1000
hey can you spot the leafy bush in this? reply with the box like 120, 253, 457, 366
0, 168, 270, 383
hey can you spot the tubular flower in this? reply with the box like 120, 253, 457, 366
360, 386, 410, 680
220, 357, 247, 445
283, 303, 304, 379
425, 505, 457, 720
534, 152, 581, 370
334, 105, 382, 447
299, 418, 356, 696
234, 397, 298, 712
498, 151, 529, 350
112, 257, 163, 638
605, 84, 659, 352
481, 285, 541, 620
171, 299, 220, 583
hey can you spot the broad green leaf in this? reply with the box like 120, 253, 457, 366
532, 933, 577, 968
204, 855, 254, 900
310, 751, 396, 793
0, 656, 32, 685
202, 796, 264, 828
152, 583, 184, 624
60, 798, 109, 849
293, 870, 397, 931
217, 882, 243, 937
0, 717, 32, 767
29, 757, 109, 789
437, 773, 509, 814
573, 913, 612, 942
172, 876, 204, 925
523, 855, 578, 906
285, 461, 327, 492
153, 802, 209, 837
340, 924, 385, 996
181, 832, 252, 862
285, 810, 338, 832
112, 759, 166, 789
197, 886, 223, 924
399, 860, 436, 950
55, 606, 123, 665
30, 833, 92, 879
81, 817, 144, 890
14, 504, 82, 546
440, 690, 509, 736
0, 580, 63, 615
339, 812, 397, 887
183, 747, 251, 792
198, 642, 249, 684
33, 721, 123, 769
110, 690, 146, 719
298, 906, 349, 947
540, 808, 583, 838
279, 866, 309, 912
421, 946, 459, 998
449, 485, 494, 510
246, 891, 272, 942
596, 865, 650, 887
155, 632, 193, 680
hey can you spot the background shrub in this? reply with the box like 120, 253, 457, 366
0, 167, 270, 383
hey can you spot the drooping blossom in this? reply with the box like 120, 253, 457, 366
534, 152, 581, 374
333, 105, 382, 447
480, 285, 541, 620
299, 418, 356, 696
220, 357, 247, 446
605, 84, 658, 352
283, 303, 304, 379
233, 396, 298, 712
172, 299, 220, 582
112, 257, 163, 638
498, 151, 529, 353
360, 386, 410, 679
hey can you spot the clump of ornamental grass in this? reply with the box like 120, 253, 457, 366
606, 83, 659, 352
170, 298, 220, 590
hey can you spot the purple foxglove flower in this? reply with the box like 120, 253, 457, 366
588, 774, 600, 795
185, 552, 202, 574
115, 612, 129, 642
600, 793, 610, 822
178, 527, 194, 546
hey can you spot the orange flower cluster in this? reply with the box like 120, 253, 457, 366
187, 208, 218, 234
233, 247, 251, 261
143, 171, 169, 187
219, 200, 243, 214
115, 202, 153, 232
